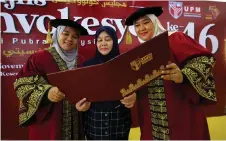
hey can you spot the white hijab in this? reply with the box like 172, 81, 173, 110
51, 26, 78, 70
136, 14, 166, 43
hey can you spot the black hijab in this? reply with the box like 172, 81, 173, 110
83, 26, 120, 66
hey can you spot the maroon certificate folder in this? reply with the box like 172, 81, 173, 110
47, 31, 171, 104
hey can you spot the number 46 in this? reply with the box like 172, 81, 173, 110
184, 22, 219, 54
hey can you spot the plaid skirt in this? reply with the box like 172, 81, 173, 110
84, 103, 132, 140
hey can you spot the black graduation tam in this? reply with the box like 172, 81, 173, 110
125, 6, 163, 26
50, 19, 88, 36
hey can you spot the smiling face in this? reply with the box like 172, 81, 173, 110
134, 16, 155, 41
58, 26, 79, 51
96, 31, 113, 56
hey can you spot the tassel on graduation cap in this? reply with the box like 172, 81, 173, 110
125, 26, 132, 44
46, 21, 52, 44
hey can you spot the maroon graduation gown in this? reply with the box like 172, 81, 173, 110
14, 47, 85, 140
137, 32, 217, 140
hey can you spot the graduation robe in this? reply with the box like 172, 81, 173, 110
13, 47, 85, 140
137, 32, 217, 140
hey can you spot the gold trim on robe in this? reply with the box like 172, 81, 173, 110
146, 56, 216, 140
46, 46, 79, 140
181, 56, 216, 101
148, 79, 170, 140
45, 47, 68, 71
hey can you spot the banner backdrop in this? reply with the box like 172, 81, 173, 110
1, 0, 226, 139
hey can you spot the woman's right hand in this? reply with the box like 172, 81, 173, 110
48, 87, 65, 102
75, 98, 91, 112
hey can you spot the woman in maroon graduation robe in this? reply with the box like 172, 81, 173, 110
13, 19, 89, 140
125, 7, 217, 140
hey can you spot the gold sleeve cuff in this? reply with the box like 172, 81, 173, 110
181, 56, 216, 102
14, 75, 52, 125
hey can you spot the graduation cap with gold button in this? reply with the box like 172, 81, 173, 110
125, 6, 163, 26
46, 19, 88, 44
124, 6, 163, 44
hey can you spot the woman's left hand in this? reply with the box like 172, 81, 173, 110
161, 62, 183, 83
75, 98, 91, 112
120, 92, 136, 108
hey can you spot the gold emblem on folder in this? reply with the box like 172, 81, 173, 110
130, 53, 153, 71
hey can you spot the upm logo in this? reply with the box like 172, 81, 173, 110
169, 1, 202, 19
169, 1, 183, 19
184, 6, 201, 18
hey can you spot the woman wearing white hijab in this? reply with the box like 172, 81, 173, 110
125, 7, 217, 140
14, 19, 89, 140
